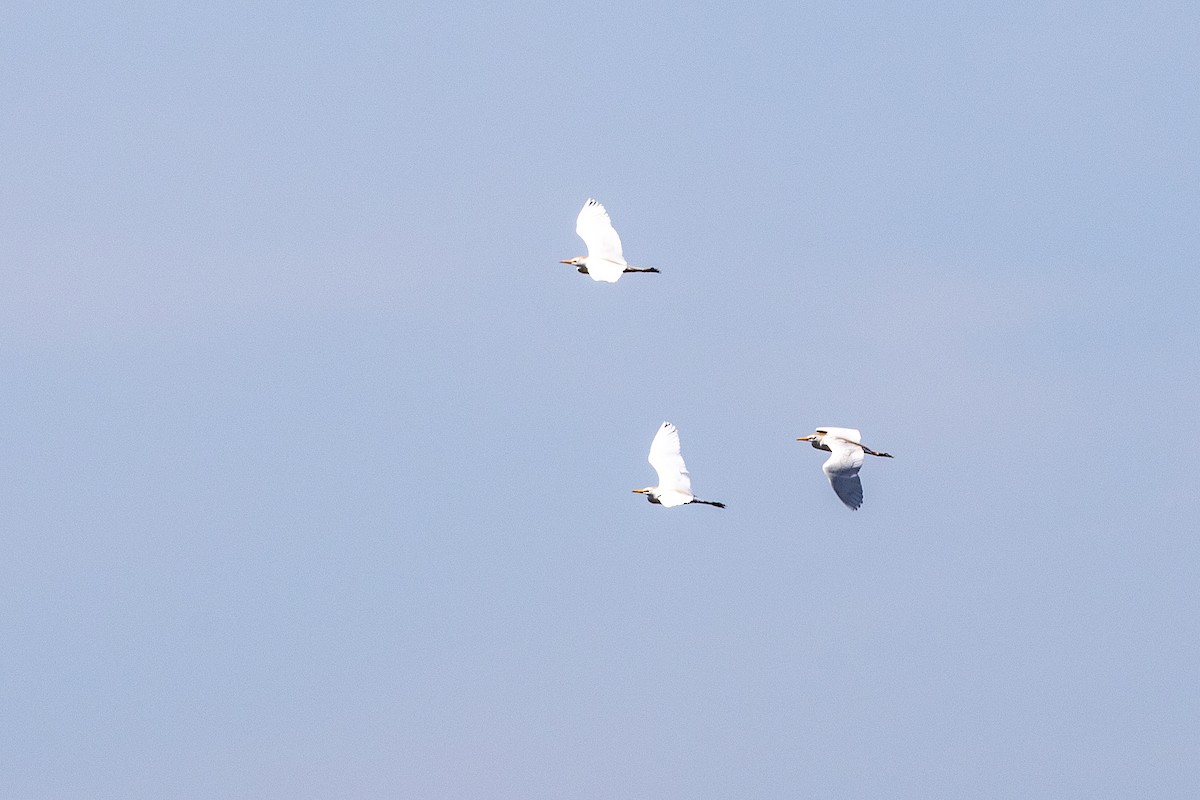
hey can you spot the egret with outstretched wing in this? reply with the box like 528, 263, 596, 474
796, 427, 893, 510
634, 422, 724, 508
561, 199, 660, 283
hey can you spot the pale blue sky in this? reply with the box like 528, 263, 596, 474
2, 2, 1198, 798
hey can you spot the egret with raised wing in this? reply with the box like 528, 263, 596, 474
633, 421, 724, 508
796, 427, 893, 510
561, 198, 660, 283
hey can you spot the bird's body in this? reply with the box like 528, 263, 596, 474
796, 427, 892, 510
561, 198, 660, 283
634, 422, 724, 508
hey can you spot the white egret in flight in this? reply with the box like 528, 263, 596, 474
796, 427, 893, 510
634, 422, 725, 508
561, 198, 660, 283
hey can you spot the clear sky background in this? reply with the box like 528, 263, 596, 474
2, 2, 1198, 798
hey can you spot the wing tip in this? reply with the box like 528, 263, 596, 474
829, 475, 864, 510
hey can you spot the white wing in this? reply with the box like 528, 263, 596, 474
576, 199, 626, 264
818, 427, 861, 443
821, 435, 865, 510
827, 473, 864, 510
648, 421, 693, 503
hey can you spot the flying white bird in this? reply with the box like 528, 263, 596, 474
796, 427, 893, 510
561, 198, 660, 283
633, 421, 725, 508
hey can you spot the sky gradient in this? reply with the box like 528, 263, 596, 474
2, 2, 1198, 798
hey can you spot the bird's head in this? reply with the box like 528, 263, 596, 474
796, 430, 833, 453
560, 257, 586, 266
632, 488, 661, 504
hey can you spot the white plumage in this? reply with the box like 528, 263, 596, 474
560, 199, 659, 283
634, 422, 724, 508
796, 427, 893, 510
